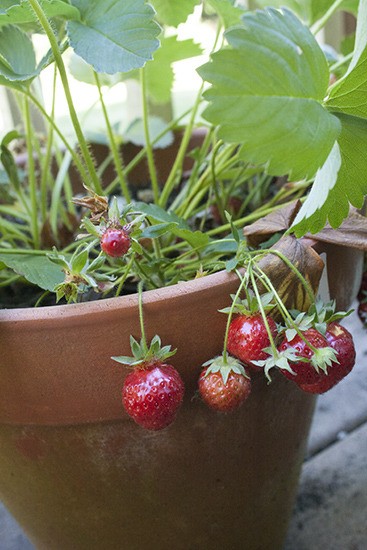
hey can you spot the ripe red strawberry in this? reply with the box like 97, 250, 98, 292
198, 355, 251, 412
278, 328, 335, 386
101, 227, 131, 257
227, 313, 277, 371
122, 362, 184, 430
298, 322, 356, 394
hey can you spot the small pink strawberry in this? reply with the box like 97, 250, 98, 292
101, 227, 131, 257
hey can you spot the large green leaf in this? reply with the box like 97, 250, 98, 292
199, 8, 341, 181
0, 253, 65, 291
326, 0, 367, 119
67, 0, 160, 74
144, 35, 202, 103
292, 113, 367, 234
150, 0, 200, 26
0, 0, 80, 27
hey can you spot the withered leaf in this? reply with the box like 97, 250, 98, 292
255, 235, 324, 315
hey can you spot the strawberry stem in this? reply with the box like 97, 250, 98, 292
248, 266, 278, 357
222, 269, 250, 362
253, 265, 319, 354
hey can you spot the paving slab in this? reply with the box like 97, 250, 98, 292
284, 421, 367, 550
307, 306, 367, 456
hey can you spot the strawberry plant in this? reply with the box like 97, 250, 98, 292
0, 1, 366, 401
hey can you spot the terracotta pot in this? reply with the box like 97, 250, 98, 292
0, 241, 362, 550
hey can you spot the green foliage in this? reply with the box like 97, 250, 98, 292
151, 0, 201, 26
199, 8, 341, 181
0, 253, 65, 291
66, 0, 161, 74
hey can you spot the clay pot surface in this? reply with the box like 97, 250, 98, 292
0, 243, 362, 549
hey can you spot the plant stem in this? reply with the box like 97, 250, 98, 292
158, 82, 205, 209
23, 96, 40, 249
222, 269, 249, 363
28, 0, 103, 194
140, 67, 160, 203
93, 72, 131, 203
249, 266, 278, 356
311, 0, 344, 35
137, 281, 147, 350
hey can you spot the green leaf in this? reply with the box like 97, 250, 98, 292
150, 0, 200, 26
206, 0, 244, 28
0, 0, 80, 27
254, 0, 358, 23
199, 8, 341, 181
135, 202, 190, 230
254, 0, 311, 23
0, 253, 65, 291
124, 116, 174, 149
67, 0, 160, 74
141, 222, 178, 239
292, 113, 367, 235
144, 35, 202, 104
326, 0, 367, 119
171, 227, 210, 250
0, 25, 36, 81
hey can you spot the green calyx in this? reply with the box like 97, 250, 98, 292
220, 289, 275, 316
202, 354, 249, 385
112, 334, 176, 368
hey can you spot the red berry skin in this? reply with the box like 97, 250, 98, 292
299, 322, 356, 394
101, 228, 131, 257
198, 369, 251, 412
122, 363, 184, 430
227, 314, 277, 371
278, 328, 329, 386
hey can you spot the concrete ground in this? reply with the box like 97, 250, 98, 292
0, 307, 366, 550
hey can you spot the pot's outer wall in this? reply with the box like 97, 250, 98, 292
0, 244, 362, 550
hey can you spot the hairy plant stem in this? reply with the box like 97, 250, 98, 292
28, 0, 103, 194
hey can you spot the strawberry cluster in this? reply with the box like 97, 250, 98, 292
198, 292, 356, 413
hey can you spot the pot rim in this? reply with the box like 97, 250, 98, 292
0, 269, 237, 324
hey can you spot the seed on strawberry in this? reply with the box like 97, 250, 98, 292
227, 313, 277, 371
101, 227, 131, 257
198, 355, 251, 412
298, 322, 356, 394
122, 362, 184, 430
278, 328, 335, 386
